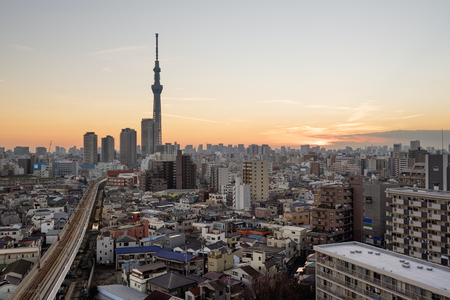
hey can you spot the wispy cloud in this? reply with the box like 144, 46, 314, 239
9, 44, 34, 51
102, 67, 112, 72
307, 105, 351, 110
0, 79, 4, 82
401, 114, 425, 119
164, 97, 214, 101
347, 103, 380, 122
89, 46, 148, 56
261, 100, 299, 104
162, 113, 224, 124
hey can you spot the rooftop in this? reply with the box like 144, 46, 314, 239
315, 242, 450, 294
386, 187, 450, 199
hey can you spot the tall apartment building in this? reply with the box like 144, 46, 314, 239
242, 161, 269, 202
306, 176, 363, 252
175, 150, 196, 190
83, 132, 98, 164
212, 167, 228, 192
120, 128, 137, 168
425, 154, 450, 191
363, 180, 398, 246
140, 151, 196, 191
141, 118, 157, 158
101, 135, 115, 163
14, 146, 29, 156
315, 242, 450, 300
385, 187, 450, 266
393, 143, 402, 152
234, 177, 250, 210
399, 162, 426, 188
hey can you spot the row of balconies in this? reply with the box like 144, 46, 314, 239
315, 261, 435, 300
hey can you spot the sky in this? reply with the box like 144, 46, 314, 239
1, 1, 450, 150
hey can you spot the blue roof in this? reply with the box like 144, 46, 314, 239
115, 246, 162, 255
153, 249, 194, 262
140, 234, 166, 242
248, 234, 263, 240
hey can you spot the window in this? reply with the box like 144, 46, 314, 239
209, 262, 214, 266
433, 166, 439, 171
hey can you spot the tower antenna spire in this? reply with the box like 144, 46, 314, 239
155, 33, 159, 61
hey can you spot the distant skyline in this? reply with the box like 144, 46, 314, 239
1, 1, 450, 150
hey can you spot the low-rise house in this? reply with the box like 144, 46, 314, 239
116, 235, 138, 248
146, 272, 197, 298
115, 246, 163, 270
129, 262, 168, 293
223, 265, 260, 286
0, 247, 39, 264
199, 279, 227, 300
207, 246, 234, 272
225, 232, 241, 249
153, 250, 204, 276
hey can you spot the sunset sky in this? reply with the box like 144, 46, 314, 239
1, 1, 450, 150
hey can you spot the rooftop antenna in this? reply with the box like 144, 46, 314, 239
155, 33, 159, 61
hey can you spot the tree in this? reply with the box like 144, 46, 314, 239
248, 271, 315, 300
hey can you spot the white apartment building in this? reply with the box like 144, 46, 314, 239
315, 242, 450, 300
385, 188, 450, 266
234, 177, 251, 211
96, 233, 114, 264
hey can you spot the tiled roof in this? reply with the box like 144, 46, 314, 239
147, 272, 197, 290
153, 250, 194, 262
115, 246, 162, 255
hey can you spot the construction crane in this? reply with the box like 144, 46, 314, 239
47, 140, 52, 162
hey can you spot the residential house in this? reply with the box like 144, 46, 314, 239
146, 272, 197, 298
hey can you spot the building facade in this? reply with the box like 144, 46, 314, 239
242, 161, 269, 202
315, 242, 450, 300
385, 187, 450, 266
83, 132, 98, 164
141, 118, 157, 158
120, 128, 137, 168
101, 135, 115, 163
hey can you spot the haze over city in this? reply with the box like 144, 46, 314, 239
2, 1, 450, 149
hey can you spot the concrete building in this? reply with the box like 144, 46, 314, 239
207, 246, 234, 272
101, 135, 115, 163
411, 140, 421, 151
120, 128, 137, 168
233, 177, 250, 211
385, 187, 450, 266
425, 154, 450, 191
83, 132, 98, 164
129, 262, 167, 293
175, 150, 196, 190
315, 242, 450, 300
96, 232, 114, 264
362, 180, 398, 247
141, 118, 157, 157
243, 161, 269, 202
306, 176, 363, 252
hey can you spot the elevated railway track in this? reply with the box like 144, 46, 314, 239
10, 178, 106, 300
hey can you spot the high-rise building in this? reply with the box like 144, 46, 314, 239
315, 242, 450, 300
101, 135, 115, 163
120, 128, 137, 168
14, 146, 29, 156
425, 153, 450, 191
393, 143, 402, 152
175, 150, 196, 190
242, 161, 269, 202
410, 140, 421, 151
151, 33, 163, 146
141, 118, 157, 157
83, 132, 98, 164
363, 180, 398, 246
234, 177, 250, 210
306, 176, 363, 252
385, 187, 450, 266
36, 147, 47, 156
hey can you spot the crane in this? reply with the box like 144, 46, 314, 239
47, 140, 52, 162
